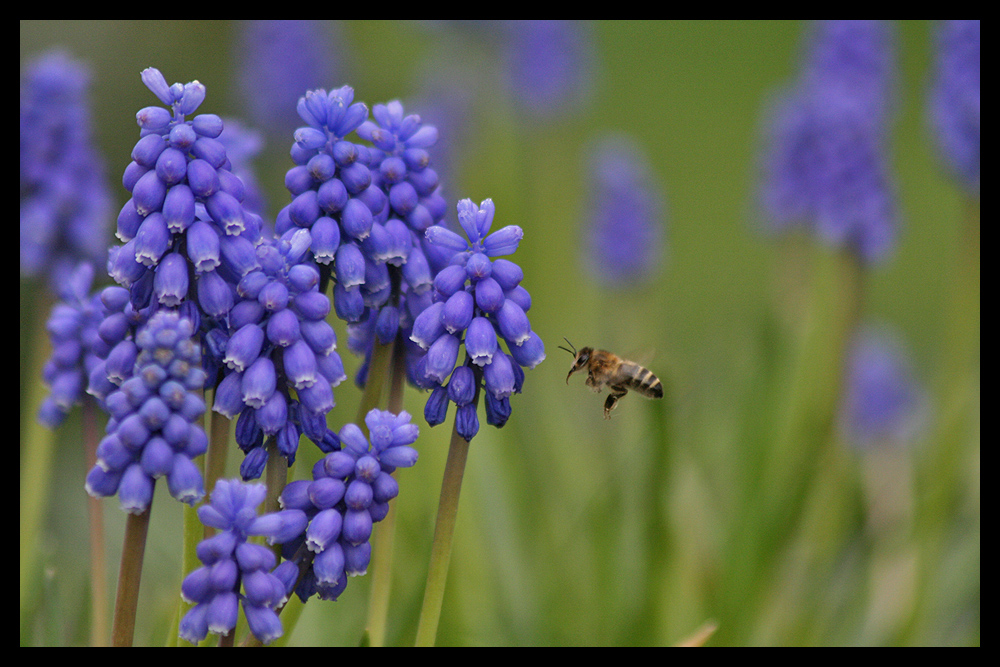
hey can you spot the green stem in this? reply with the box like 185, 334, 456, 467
264, 437, 288, 516
365, 341, 408, 647
82, 401, 108, 646
415, 417, 473, 646
203, 405, 231, 519
19, 292, 55, 631
355, 340, 394, 427
111, 502, 153, 646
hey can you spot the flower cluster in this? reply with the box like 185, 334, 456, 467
929, 19, 980, 192
85, 310, 207, 513
278, 410, 419, 602
585, 134, 666, 287
759, 20, 898, 265
212, 228, 347, 479
20, 51, 111, 285
275, 85, 377, 318
412, 198, 544, 440
38, 263, 106, 427
108, 68, 262, 319
344, 99, 449, 385
179, 479, 307, 645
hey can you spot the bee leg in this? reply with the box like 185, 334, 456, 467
603, 388, 628, 419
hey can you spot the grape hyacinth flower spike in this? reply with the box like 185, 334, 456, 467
38, 262, 106, 428
414, 198, 545, 440
276, 410, 419, 602
212, 228, 347, 479
109, 67, 262, 321
85, 310, 208, 512
179, 479, 308, 645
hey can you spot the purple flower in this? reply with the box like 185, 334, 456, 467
277, 410, 418, 602
38, 263, 106, 428
179, 479, 308, 645
110, 68, 261, 323
84, 310, 208, 512
758, 20, 898, 265
235, 20, 343, 136
585, 135, 666, 286
413, 198, 544, 440
212, 229, 347, 478
20, 51, 111, 286
840, 326, 926, 449
929, 20, 980, 192
501, 20, 594, 117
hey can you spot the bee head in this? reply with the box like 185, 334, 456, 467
559, 338, 591, 383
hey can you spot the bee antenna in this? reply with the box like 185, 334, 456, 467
558, 337, 577, 356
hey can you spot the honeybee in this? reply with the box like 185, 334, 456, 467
559, 338, 663, 419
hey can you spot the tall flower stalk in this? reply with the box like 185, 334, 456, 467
411, 198, 545, 645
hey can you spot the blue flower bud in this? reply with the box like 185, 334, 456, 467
448, 365, 476, 406
433, 264, 469, 299
219, 234, 260, 279
441, 290, 474, 334
379, 444, 418, 469
466, 316, 498, 367
155, 146, 188, 185
317, 177, 348, 213
424, 333, 460, 384
205, 190, 244, 236
508, 331, 546, 369
256, 391, 288, 436
293, 290, 331, 321
490, 258, 523, 290
306, 508, 344, 553
375, 305, 399, 345
132, 133, 168, 168
132, 170, 168, 217
483, 225, 524, 257
240, 445, 269, 480
345, 478, 374, 510
297, 378, 334, 415
283, 340, 318, 389
497, 298, 531, 346
162, 183, 195, 232
186, 220, 221, 273
474, 276, 505, 314
310, 216, 340, 264
191, 136, 226, 168
341, 198, 373, 240
484, 392, 511, 427
309, 477, 347, 509
242, 357, 276, 409
266, 307, 300, 347
343, 541, 372, 577
483, 352, 515, 399
119, 463, 155, 514
312, 542, 345, 586
133, 212, 170, 267
196, 269, 234, 318
342, 508, 372, 545
192, 113, 223, 138
300, 319, 337, 356
455, 403, 480, 441
333, 283, 365, 322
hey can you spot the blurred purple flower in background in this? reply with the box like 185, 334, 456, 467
584, 134, 666, 287
759, 20, 898, 265
20, 51, 112, 287
928, 19, 980, 193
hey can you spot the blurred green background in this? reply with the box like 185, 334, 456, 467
20, 20, 978, 646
